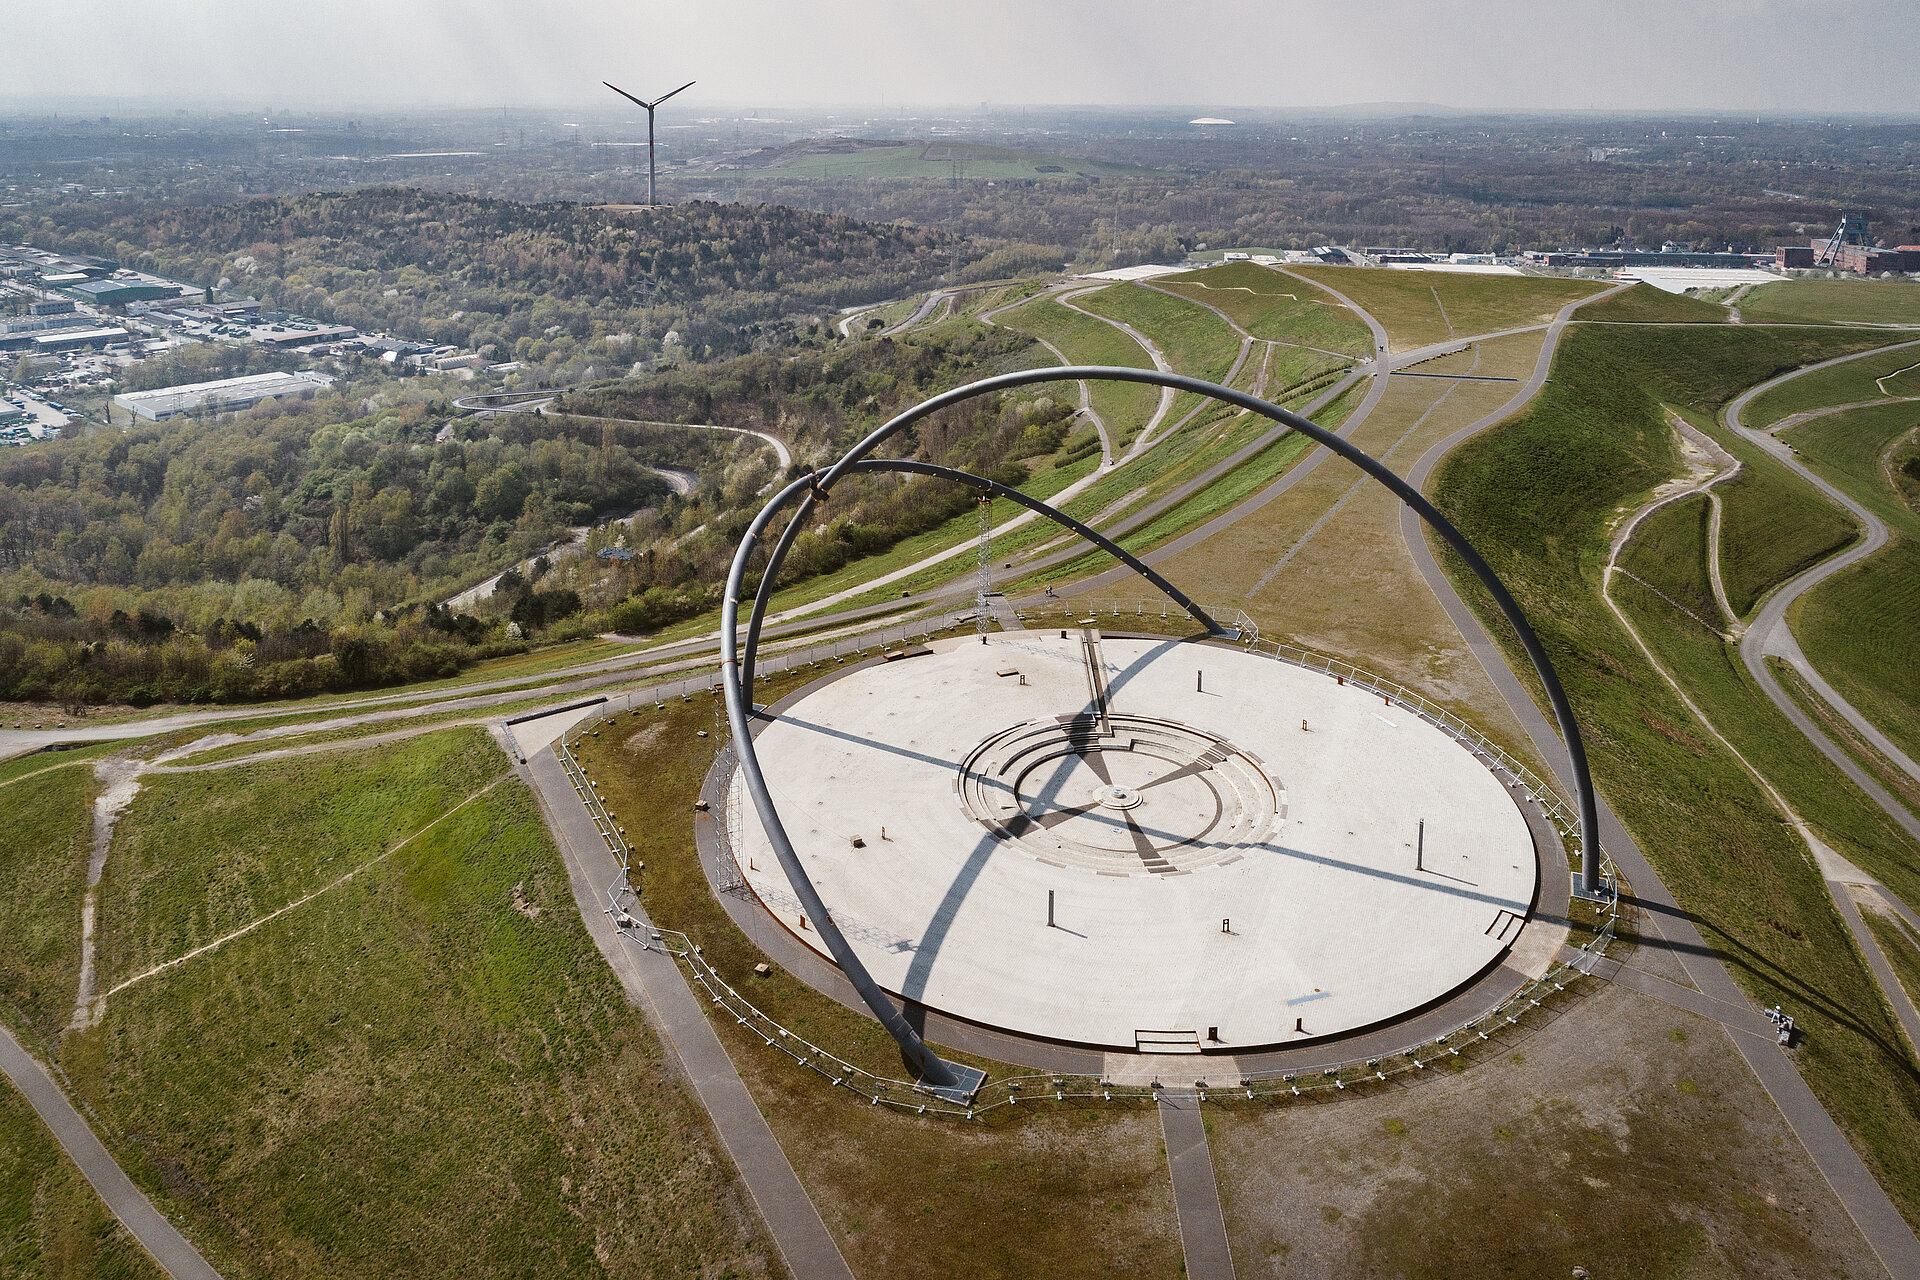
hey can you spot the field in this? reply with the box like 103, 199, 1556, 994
0, 757, 101, 1040
994, 294, 1161, 447
1740, 279, 1920, 327
63, 727, 772, 1279
0, 1080, 165, 1280
96, 729, 508, 986
1432, 319, 1920, 1224
1577, 282, 1730, 324
1743, 344, 1920, 429
1288, 265, 1604, 351
1151, 261, 1374, 356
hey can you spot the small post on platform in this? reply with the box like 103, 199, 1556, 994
1047, 890, 1055, 928
1417, 819, 1425, 871
1197, 670, 1203, 693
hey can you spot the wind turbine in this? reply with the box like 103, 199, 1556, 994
603, 79, 696, 205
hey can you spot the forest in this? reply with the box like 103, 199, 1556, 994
0, 189, 973, 369
0, 322, 1059, 707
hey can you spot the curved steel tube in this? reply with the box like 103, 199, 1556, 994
720, 366, 1605, 1085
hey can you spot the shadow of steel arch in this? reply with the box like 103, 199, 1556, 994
719, 366, 1603, 1088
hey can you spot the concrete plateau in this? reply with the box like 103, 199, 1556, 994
732, 632, 1541, 1051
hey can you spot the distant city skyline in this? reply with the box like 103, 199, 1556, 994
3, 0, 1918, 115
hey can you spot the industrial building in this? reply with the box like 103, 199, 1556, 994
64, 278, 186, 307
31, 326, 131, 353
112, 371, 337, 422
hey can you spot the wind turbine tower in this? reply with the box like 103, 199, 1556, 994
603, 79, 696, 205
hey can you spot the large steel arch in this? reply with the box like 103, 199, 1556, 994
719, 366, 1603, 1089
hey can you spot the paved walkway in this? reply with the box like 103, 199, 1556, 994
1724, 343, 1920, 851
1396, 295, 1920, 1277
518, 749, 855, 1280
1158, 1091, 1236, 1279
0, 1026, 222, 1280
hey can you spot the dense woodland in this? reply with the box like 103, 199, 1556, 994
0, 321, 1061, 706
0, 190, 973, 376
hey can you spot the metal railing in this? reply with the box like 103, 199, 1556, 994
554, 595, 1619, 1120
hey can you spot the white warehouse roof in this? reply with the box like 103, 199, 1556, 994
113, 371, 336, 421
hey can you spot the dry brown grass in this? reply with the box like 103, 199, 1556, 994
1210, 979, 1884, 1278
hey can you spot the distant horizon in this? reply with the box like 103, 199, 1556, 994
6, 0, 1919, 117
4, 98, 1919, 123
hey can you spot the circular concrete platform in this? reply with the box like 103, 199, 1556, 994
731, 631, 1547, 1053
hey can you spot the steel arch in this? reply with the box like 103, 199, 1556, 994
719, 366, 1603, 1088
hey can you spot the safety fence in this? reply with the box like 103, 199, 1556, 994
552, 595, 1620, 1119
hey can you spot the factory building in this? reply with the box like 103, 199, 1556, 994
64, 278, 187, 307
112, 371, 337, 422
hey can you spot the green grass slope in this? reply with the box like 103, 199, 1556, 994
1773, 396, 1920, 766
1073, 281, 1242, 430
1618, 494, 1725, 628
1432, 320, 1920, 1225
1797, 540, 1920, 770
1742, 279, 1920, 327
1289, 266, 1604, 352
1744, 344, 1920, 429
995, 294, 1159, 448
66, 732, 770, 1279
1153, 261, 1374, 357
0, 1080, 165, 1280
97, 730, 504, 987
1712, 428, 1861, 618
0, 761, 99, 1040
1578, 283, 1730, 324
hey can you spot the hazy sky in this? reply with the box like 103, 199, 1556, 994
4, 0, 1917, 115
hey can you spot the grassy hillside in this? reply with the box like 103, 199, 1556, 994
1797, 540, 1920, 771
0, 758, 101, 1040
1617, 494, 1725, 628
1431, 320, 1920, 1225
1073, 283, 1238, 383
66, 729, 771, 1279
1741, 279, 1920, 327
1777, 398, 1920, 767
1073, 281, 1242, 430
1578, 283, 1729, 325
1712, 429, 1861, 618
1153, 261, 1373, 356
995, 294, 1160, 447
1289, 266, 1603, 351
97, 729, 504, 987
0, 1080, 166, 1280
1744, 344, 1920, 428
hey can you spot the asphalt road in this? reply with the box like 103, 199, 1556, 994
1725, 343, 1920, 848
0, 1025, 223, 1280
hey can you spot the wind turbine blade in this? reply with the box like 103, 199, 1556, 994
603, 81, 651, 110
647, 80, 697, 108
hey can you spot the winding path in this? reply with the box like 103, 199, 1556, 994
1725, 342, 1920, 848
1392, 288, 1920, 1275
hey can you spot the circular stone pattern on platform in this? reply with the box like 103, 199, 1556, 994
733, 632, 1543, 1052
